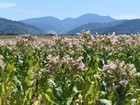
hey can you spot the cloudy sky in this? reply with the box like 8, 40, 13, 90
0, 0, 140, 20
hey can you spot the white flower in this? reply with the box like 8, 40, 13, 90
133, 72, 140, 76
119, 80, 128, 85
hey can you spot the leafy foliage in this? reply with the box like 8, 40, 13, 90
0, 32, 140, 105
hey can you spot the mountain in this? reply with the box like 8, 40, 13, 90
20, 14, 115, 34
20, 16, 63, 34
62, 14, 115, 33
98, 19, 140, 34
68, 19, 140, 34
2, 14, 140, 35
0, 18, 44, 35
68, 20, 126, 34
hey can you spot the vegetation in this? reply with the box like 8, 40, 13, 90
0, 32, 140, 105
68, 19, 140, 34
0, 18, 44, 35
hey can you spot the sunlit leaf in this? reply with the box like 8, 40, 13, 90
100, 99, 112, 105
130, 99, 137, 105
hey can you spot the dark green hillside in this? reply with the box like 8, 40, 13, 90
68, 20, 126, 34
69, 19, 140, 34
0, 18, 44, 35
100, 19, 140, 34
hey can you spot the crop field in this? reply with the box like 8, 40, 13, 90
0, 32, 140, 105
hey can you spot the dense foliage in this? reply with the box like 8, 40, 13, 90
0, 32, 140, 105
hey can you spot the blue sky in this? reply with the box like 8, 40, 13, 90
0, 0, 140, 20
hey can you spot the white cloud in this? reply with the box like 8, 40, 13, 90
112, 14, 140, 19
0, 2, 17, 8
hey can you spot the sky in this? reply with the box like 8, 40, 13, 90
0, 0, 140, 20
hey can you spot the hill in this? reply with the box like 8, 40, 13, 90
3, 14, 140, 35
20, 14, 115, 34
0, 18, 44, 35
98, 19, 140, 34
68, 20, 126, 34
20, 16, 62, 34
69, 19, 140, 34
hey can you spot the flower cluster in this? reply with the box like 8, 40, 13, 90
16, 34, 35, 42
97, 60, 140, 91
1, 33, 140, 104
78, 32, 140, 52
16, 34, 37, 47
51, 36, 82, 55
62, 55, 87, 72
0, 55, 6, 69
40, 55, 87, 74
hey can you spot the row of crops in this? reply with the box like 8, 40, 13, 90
0, 32, 140, 105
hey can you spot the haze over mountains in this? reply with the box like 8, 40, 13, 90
20, 14, 115, 34
1, 13, 140, 35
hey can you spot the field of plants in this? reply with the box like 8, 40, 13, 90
0, 32, 140, 105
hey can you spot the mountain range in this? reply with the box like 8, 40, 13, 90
1, 13, 140, 35
0, 18, 44, 35
20, 14, 115, 34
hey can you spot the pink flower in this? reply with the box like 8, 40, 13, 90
119, 80, 128, 85
77, 62, 85, 70
133, 72, 140, 76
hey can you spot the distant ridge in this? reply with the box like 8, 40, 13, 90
1, 13, 140, 35
68, 20, 126, 34
68, 19, 140, 34
98, 19, 140, 34
0, 18, 44, 35
20, 13, 115, 34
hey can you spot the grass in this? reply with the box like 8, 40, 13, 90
0, 35, 78, 40
0, 35, 17, 39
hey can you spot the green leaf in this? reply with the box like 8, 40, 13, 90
1, 84, 5, 93
70, 92, 80, 105
25, 77, 30, 86
45, 93, 58, 105
48, 79, 56, 87
6, 63, 16, 72
100, 99, 112, 105
130, 99, 137, 105
69, 81, 75, 92
33, 101, 39, 105
27, 69, 33, 79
